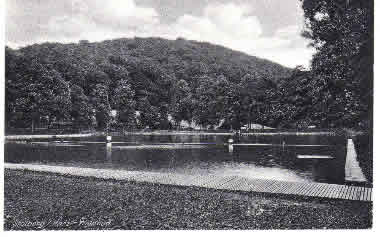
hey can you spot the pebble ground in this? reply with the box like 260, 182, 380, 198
4, 169, 372, 230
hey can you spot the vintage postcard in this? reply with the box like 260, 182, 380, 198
3, 0, 373, 231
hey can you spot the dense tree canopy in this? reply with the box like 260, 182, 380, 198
5, 38, 291, 130
300, 0, 373, 129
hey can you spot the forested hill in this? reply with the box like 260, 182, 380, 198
6, 37, 293, 130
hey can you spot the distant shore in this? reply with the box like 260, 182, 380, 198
4, 127, 369, 140
124, 131, 337, 136
5, 133, 97, 140
5, 131, 341, 140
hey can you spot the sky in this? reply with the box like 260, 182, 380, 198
5, 0, 315, 68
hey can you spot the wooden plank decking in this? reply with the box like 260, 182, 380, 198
345, 139, 367, 182
5, 163, 372, 202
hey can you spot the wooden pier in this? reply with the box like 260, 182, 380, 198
345, 139, 367, 182
5, 163, 372, 202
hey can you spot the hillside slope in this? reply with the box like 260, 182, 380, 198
5, 37, 292, 129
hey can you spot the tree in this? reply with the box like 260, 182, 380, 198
70, 85, 92, 128
301, 0, 373, 128
171, 79, 193, 127
112, 80, 136, 127
90, 84, 111, 129
137, 97, 161, 129
238, 72, 278, 128
5, 53, 72, 127
5, 47, 23, 127
194, 75, 235, 128
84, 69, 111, 95
265, 67, 314, 128
47, 71, 72, 121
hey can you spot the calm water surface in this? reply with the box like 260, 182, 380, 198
5, 134, 348, 184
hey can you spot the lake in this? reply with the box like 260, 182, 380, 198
5, 134, 349, 185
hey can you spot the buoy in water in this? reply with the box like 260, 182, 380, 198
228, 138, 234, 153
106, 135, 112, 149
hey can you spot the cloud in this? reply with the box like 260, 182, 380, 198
6, 0, 160, 46
85, 0, 159, 29
164, 3, 313, 68
167, 3, 262, 47
47, 0, 159, 42
6, 0, 314, 67
252, 24, 315, 68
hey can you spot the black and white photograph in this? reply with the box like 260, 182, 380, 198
2, 0, 374, 231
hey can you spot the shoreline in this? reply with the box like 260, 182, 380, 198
5, 133, 96, 140
5, 131, 338, 140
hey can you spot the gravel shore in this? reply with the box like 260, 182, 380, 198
4, 169, 372, 230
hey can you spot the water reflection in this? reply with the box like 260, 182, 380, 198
213, 163, 311, 183
5, 134, 349, 185
106, 142, 112, 161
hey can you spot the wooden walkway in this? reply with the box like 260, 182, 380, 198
345, 139, 367, 182
5, 163, 372, 202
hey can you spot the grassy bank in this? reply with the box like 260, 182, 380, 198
4, 169, 372, 230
